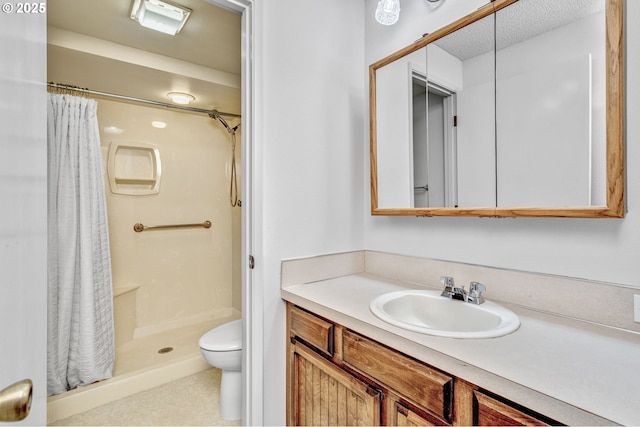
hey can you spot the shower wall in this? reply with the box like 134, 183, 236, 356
97, 99, 241, 341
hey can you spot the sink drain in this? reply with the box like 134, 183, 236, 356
158, 347, 174, 354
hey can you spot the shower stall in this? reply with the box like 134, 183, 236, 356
46, 91, 242, 423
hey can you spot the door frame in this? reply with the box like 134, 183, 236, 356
204, 0, 262, 424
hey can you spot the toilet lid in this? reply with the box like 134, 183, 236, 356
199, 319, 242, 351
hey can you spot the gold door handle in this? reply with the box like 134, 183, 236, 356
0, 379, 32, 422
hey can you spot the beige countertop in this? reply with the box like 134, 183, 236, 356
282, 272, 640, 426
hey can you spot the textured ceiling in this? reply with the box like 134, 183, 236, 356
47, 0, 241, 115
434, 0, 606, 61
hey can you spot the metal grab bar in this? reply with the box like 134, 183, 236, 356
133, 220, 212, 233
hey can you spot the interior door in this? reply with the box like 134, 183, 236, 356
0, 10, 48, 426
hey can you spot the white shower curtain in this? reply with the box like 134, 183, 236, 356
47, 93, 115, 396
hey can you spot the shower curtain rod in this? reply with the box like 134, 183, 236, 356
47, 82, 241, 119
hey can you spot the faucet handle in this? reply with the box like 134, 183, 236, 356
440, 276, 455, 288
440, 276, 456, 298
467, 282, 486, 304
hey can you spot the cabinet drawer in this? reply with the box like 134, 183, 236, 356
473, 391, 551, 426
290, 306, 334, 356
342, 329, 453, 423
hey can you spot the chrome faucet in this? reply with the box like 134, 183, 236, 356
440, 276, 486, 304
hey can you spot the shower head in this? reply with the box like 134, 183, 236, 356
210, 109, 241, 208
209, 110, 240, 134
209, 110, 230, 131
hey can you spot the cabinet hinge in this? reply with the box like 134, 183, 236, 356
453, 115, 458, 127
249, 255, 255, 269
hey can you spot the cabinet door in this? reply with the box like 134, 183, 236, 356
291, 341, 381, 426
393, 401, 442, 426
473, 391, 551, 426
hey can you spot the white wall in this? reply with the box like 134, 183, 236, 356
255, 1, 365, 424
365, 0, 640, 288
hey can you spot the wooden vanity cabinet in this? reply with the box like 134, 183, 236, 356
286, 303, 559, 426
287, 305, 450, 426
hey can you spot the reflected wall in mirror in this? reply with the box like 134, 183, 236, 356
370, 0, 624, 218
495, 0, 607, 207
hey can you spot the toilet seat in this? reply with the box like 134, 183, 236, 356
199, 319, 242, 352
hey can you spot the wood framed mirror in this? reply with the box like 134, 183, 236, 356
369, 0, 624, 218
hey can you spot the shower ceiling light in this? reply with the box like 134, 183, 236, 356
130, 0, 192, 36
167, 92, 195, 105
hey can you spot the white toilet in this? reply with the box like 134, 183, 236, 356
199, 319, 242, 421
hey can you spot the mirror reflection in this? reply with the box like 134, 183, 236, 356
495, 0, 606, 207
427, 12, 496, 208
379, 11, 497, 209
371, 0, 623, 217
376, 47, 427, 208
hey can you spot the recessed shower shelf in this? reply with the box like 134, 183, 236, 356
107, 141, 162, 195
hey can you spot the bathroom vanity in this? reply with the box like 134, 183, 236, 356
282, 251, 640, 426
287, 304, 556, 426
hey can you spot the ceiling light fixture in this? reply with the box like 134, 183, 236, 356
167, 92, 195, 105
130, 0, 192, 36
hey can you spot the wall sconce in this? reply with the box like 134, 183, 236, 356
375, 0, 400, 25
375, 0, 441, 25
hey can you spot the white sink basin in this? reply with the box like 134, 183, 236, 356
370, 290, 520, 339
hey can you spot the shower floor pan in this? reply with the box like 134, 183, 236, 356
47, 314, 240, 424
